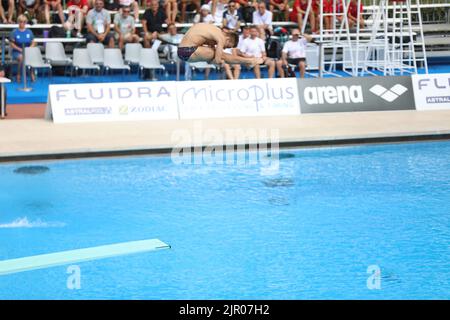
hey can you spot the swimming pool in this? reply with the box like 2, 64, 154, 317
0, 141, 449, 299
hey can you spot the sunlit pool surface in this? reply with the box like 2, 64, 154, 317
0, 141, 449, 299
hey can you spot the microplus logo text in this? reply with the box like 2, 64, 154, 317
180, 83, 296, 112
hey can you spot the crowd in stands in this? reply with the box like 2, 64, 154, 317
4, 0, 368, 81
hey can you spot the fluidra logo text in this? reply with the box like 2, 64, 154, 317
304, 85, 364, 105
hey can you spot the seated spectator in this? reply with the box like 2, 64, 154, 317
180, 0, 201, 23
223, 47, 241, 80
193, 4, 214, 24
238, 25, 250, 46
43, 0, 65, 24
119, 0, 140, 22
238, 25, 275, 78
347, 0, 364, 29
252, 1, 272, 38
164, 0, 178, 24
159, 23, 183, 61
142, 0, 167, 48
86, 0, 115, 48
64, 0, 89, 38
236, 0, 255, 24
0, 0, 14, 23
211, 0, 228, 24
223, 0, 242, 32
114, 5, 139, 49
290, 0, 317, 33
223, 27, 249, 80
276, 28, 312, 78
9, 15, 37, 82
321, 0, 333, 32
269, 0, 289, 21
18, 0, 42, 24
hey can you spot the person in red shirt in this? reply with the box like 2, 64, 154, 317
269, 0, 290, 22
290, 0, 317, 33
320, 0, 333, 31
347, 0, 365, 29
64, 0, 90, 37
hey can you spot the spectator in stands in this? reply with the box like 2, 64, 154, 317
86, 0, 115, 48
18, 0, 41, 24
238, 25, 275, 78
0, 0, 14, 23
193, 4, 214, 24
180, 0, 201, 23
252, 1, 272, 38
347, 0, 364, 29
9, 14, 37, 82
43, 0, 65, 24
276, 28, 312, 78
290, 0, 317, 34
114, 5, 139, 49
164, 0, 178, 24
119, 0, 140, 22
269, 0, 289, 21
159, 22, 182, 60
142, 0, 167, 48
223, 25, 250, 80
211, 0, 228, 24
223, 47, 241, 80
64, 0, 89, 38
236, 0, 255, 24
223, 0, 242, 32
321, 0, 333, 32
238, 24, 250, 46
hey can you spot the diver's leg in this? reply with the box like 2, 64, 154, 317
221, 52, 262, 66
188, 46, 215, 62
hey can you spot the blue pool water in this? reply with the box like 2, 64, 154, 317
0, 141, 449, 299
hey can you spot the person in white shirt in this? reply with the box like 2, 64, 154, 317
238, 25, 275, 79
210, 0, 228, 24
276, 28, 313, 78
119, 0, 140, 22
159, 23, 183, 61
193, 4, 215, 24
223, 26, 249, 80
252, 1, 272, 38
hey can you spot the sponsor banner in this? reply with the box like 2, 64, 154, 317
412, 73, 450, 111
47, 82, 178, 123
297, 76, 415, 113
177, 78, 300, 119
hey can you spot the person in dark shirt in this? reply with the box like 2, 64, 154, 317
141, 0, 167, 48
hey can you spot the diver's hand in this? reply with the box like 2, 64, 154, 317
250, 57, 264, 67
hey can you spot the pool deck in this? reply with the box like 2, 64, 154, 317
1, 103, 450, 161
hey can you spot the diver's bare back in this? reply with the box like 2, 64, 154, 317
179, 23, 223, 48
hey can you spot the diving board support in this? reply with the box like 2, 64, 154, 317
0, 238, 170, 276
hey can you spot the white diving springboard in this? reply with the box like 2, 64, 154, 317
0, 238, 170, 276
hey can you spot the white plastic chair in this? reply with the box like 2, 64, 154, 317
139, 48, 165, 79
103, 48, 131, 74
124, 43, 142, 66
45, 42, 72, 66
72, 48, 100, 76
186, 61, 217, 81
87, 43, 105, 65
188, 61, 217, 71
24, 47, 52, 77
